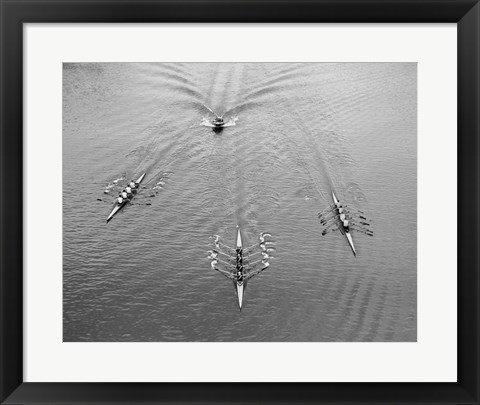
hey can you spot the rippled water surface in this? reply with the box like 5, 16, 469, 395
63, 63, 416, 341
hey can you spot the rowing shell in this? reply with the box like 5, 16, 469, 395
106, 172, 146, 223
235, 226, 244, 310
332, 191, 357, 256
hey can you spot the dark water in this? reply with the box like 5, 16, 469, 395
63, 63, 416, 342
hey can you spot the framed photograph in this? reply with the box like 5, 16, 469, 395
1, 0, 478, 404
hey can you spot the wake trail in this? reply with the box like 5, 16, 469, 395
256, 66, 330, 203
198, 64, 248, 228
287, 105, 334, 200
202, 64, 220, 114
202, 64, 246, 119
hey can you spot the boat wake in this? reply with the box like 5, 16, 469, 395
103, 176, 125, 194
148, 172, 171, 196
259, 232, 272, 243
201, 104, 238, 129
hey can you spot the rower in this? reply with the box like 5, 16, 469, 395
121, 190, 128, 199
129, 180, 136, 189
117, 195, 123, 204
126, 185, 132, 195
236, 267, 244, 283
343, 219, 350, 232
340, 213, 346, 221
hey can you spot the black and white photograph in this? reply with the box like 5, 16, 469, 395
63, 62, 416, 342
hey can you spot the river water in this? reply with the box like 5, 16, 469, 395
63, 63, 416, 342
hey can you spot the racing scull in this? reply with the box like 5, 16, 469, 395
106, 172, 146, 223
332, 191, 357, 256
235, 226, 244, 310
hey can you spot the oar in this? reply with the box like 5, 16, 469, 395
318, 204, 336, 216
322, 219, 339, 232
243, 243, 261, 254
243, 251, 270, 261
319, 211, 336, 222
245, 258, 268, 268
208, 236, 236, 252
244, 262, 270, 281
211, 257, 235, 268
350, 226, 373, 236
244, 250, 262, 258
340, 205, 367, 216
322, 227, 338, 236
319, 214, 338, 227
211, 262, 236, 280
340, 208, 368, 221
348, 220, 372, 229
207, 249, 234, 259
215, 243, 236, 253
320, 209, 369, 226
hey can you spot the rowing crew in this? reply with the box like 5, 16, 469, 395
209, 262, 269, 285
236, 268, 244, 283
236, 248, 243, 265
334, 199, 350, 232
209, 246, 246, 284
116, 180, 139, 204
208, 249, 270, 263
236, 247, 244, 283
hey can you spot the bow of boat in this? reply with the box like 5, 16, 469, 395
236, 225, 242, 249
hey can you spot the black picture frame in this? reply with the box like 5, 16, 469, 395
1, 1, 478, 404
